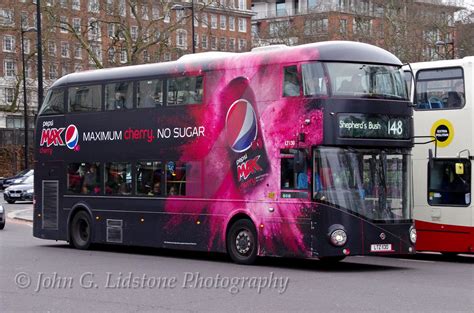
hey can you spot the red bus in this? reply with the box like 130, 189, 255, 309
34, 41, 415, 264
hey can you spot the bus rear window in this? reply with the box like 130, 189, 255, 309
39, 89, 64, 115
167, 76, 203, 106
68, 85, 102, 112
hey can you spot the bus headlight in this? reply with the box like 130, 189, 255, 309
409, 226, 417, 244
328, 225, 347, 247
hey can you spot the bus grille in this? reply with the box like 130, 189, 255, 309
106, 219, 123, 243
42, 180, 58, 229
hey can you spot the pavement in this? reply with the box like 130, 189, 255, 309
7, 207, 33, 222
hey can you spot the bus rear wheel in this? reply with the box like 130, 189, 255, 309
227, 219, 258, 265
70, 211, 92, 250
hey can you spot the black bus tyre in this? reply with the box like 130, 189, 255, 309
6, 200, 15, 204
70, 211, 93, 250
0, 220, 5, 230
318, 256, 346, 263
442, 252, 458, 258
227, 219, 258, 265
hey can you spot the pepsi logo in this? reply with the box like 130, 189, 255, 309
65, 124, 79, 150
226, 99, 257, 153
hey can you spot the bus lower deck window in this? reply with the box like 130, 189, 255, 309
105, 162, 132, 195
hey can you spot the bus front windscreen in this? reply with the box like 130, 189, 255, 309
313, 147, 412, 221
320, 62, 409, 99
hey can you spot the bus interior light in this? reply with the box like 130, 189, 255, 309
343, 248, 350, 255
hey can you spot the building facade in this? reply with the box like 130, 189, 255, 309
251, 0, 462, 63
0, 0, 253, 132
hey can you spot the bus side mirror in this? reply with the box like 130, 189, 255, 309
294, 150, 305, 172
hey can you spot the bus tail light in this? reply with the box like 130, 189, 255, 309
328, 225, 347, 247
409, 226, 417, 244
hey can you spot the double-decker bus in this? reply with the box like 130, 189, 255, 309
34, 41, 415, 264
408, 57, 474, 255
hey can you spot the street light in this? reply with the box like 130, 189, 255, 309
20, 25, 36, 170
36, 0, 44, 111
171, 1, 196, 54
435, 40, 455, 59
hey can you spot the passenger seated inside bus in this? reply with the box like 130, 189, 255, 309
81, 164, 100, 194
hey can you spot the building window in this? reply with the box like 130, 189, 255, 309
339, 19, 347, 34
72, 0, 80, 10
152, 6, 160, 19
74, 63, 82, 72
120, 49, 127, 63
176, 29, 187, 49
107, 23, 115, 38
4, 88, 14, 103
48, 41, 56, 56
229, 38, 235, 51
131, 26, 138, 41
61, 42, 70, 58
202, 13, 208, 28
238, 18, 246, 32
201, 34, 208, 49
220, 37, 226, 50
118, 0, 126, 16
23, 39, 30, 54
164, 53, 171, 62
211, 14, 217, 29
21, 12, 29, 28
72, 18, 81, 33
88, 18, 101, 41
74, 44, 82, 59
220, 15, 226, 30
304, 18, 328, 36
0, 9, 14, 26
48, 64, 58, 80
211, 36, 217, 50
88, 0, 100, 13
4, 60, 16, 77
164, 11, 170, 23
239, 0, 247, 10
194, 34, 199, 50
60, 16, 68, 33
238, 39, 246, 51
229, 16, 235, 31
3, 35, 15, 52
108, 47, 115, 63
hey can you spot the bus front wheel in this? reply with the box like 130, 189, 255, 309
70, 211, 92, 250
227, 219, 258, 265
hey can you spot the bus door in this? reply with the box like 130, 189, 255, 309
422, 157, 473, 250
36, 161, 63, 232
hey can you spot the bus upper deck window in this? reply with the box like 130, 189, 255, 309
105, 82, 134, 110
282, 66, 300, 97
68, 85, 101, 112
415, 67, 464, 110
138, 79, 163, 108
301, 62, 327, 97
167, 76, 203, 106
39, 89, 64, 115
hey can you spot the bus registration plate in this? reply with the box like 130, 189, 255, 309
370, 244, 393, 252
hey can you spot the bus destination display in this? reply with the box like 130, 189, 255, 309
338, 113, 410, 139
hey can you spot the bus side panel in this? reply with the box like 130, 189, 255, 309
33, 161, 68, 241
415, 220, 474, 253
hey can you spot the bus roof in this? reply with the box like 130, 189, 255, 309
408, 56, 474, 71
51, 41, 403, 88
